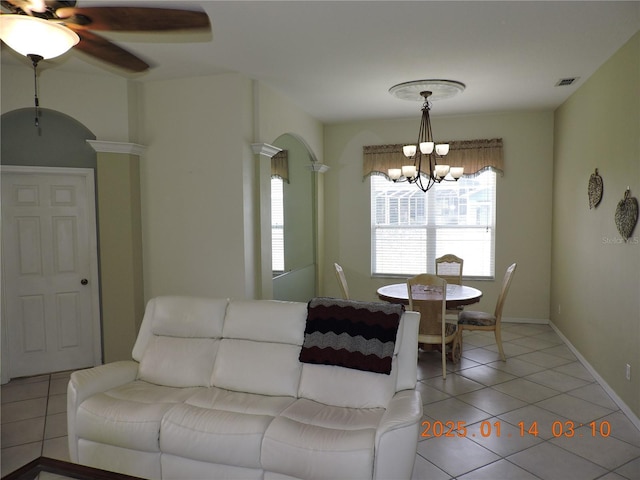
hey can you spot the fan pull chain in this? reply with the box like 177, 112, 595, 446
28, 54, 43, 127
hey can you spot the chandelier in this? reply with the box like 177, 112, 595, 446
388, 80, 465, 192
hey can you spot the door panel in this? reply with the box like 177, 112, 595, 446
1, 167, 101, 379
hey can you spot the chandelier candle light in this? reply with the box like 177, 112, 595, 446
388, 80, 466, 193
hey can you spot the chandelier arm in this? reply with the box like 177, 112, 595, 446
414, 168, 436, 193
415, 97, 438, 184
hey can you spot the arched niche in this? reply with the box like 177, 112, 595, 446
1, 108, 97, 167
271, 133, 317, 302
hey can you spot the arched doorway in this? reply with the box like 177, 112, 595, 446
271, 133, 318, 302
1, 108, 101, 383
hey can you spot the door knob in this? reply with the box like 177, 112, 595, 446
81, 278, 88, 285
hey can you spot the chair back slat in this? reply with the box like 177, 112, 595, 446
334, 263, 350, 300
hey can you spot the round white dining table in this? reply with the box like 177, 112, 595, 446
376, 283, 482, 308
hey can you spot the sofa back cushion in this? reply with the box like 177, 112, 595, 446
133, 296, 229, 387
211, 300, 307, 396
138, 336, 219, 387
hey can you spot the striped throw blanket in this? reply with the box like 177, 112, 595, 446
299, 297, 403, 375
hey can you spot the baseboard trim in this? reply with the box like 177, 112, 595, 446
503, 317, 549, 325
549, 321, 640, 432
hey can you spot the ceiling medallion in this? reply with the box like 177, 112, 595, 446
388, 79, 466, 102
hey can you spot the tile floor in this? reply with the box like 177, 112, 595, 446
412, 323, 640, 479
1, 323, 639, 479
1, 370, 71, 476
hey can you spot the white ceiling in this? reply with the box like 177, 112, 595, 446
2, 1, 639, 122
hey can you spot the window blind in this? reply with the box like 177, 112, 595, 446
370, 170, 496, 278
271, 177, 285, 272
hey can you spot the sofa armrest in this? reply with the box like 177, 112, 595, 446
67, 361, 139, 462
374, 389, 423, 480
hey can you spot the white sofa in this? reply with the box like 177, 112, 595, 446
67, 296, 422, 480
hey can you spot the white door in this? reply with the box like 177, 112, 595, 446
1, 166, 101, 381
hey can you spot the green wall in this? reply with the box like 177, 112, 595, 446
551, 32, 640, 418
1, 108, 96, 168
322, 111, 554, 322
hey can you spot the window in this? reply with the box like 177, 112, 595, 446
371, 170, 496, 278
271, 177, 284, 272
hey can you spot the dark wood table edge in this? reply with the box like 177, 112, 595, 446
2, 457, 145, 480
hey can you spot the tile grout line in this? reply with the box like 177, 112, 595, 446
415, 328, 640, 479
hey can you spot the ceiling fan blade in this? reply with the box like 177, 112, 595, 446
56, 6, 210, 32
72, 29, 149, 72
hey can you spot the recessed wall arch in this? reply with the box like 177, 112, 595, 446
1, 108, 97, 168
270, 133, 326, 302
1, 107, 144, 380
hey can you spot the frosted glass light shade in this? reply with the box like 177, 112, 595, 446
434, 164, 450, 179
419, 141, 434, 154
403, 145, 417, 158
450, 167, 464, 179
388, 168, 402, 180
0, 15, 79, 59
435, 144, 450, 156
402, 165, 417, 179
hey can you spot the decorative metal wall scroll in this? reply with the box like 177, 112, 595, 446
614, 188, 638, 242
588, 168, 603, 209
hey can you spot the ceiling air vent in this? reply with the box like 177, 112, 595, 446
555, 77, 580, 87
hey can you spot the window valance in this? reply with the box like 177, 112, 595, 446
363, 138, 504, 179
271, 150, 289, 183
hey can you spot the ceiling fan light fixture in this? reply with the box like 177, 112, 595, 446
0, 15, 79, 60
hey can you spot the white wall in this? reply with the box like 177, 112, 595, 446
323, 111, 554, 321
1, 64, 131, 141
136, 75, 324, 302
256, 83, 323, 160
138, 73, 255, 300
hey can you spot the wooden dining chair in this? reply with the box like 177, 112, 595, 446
407, 274, 458, 379
436, 253, 465, 324
457, 263, 517, 361
435, 254, 464, 285
334, 263, 350, 300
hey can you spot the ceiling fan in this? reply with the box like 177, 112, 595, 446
0, 0, 211, 72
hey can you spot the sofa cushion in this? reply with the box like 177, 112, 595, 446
132, 296, 228, 362
212, 339, 302, 397
223, 299, 307, 345
138, 336, 219, 387
160, 388, 296, 469
298, 357, 398, 409
75, 381, 201, 452
185, 386, 296, 415
300, 298, 403, 375
262, 398, 385, 480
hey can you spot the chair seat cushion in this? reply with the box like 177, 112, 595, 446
458, 310, 496, 326
261, 398, 384, 479
75, 381, 202, 452
160, 388, 296, 468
